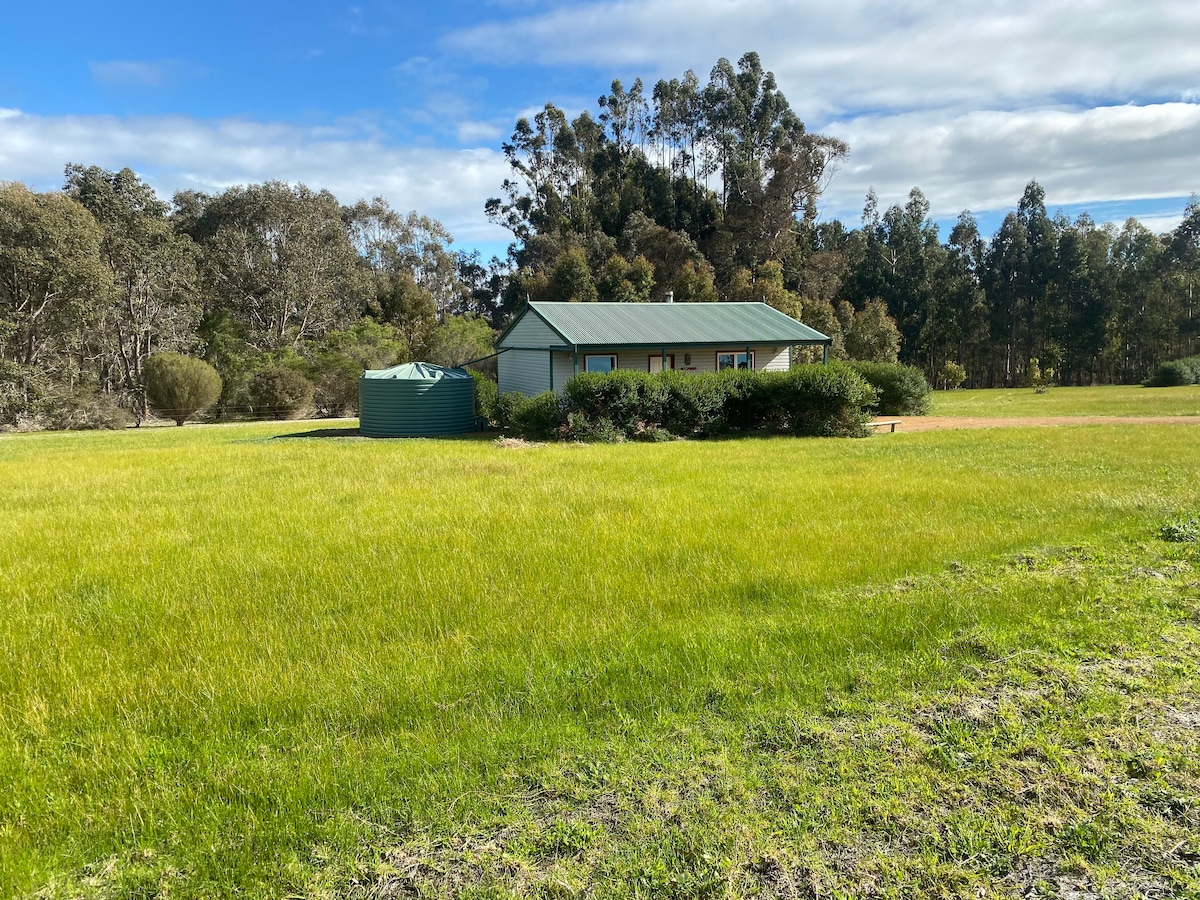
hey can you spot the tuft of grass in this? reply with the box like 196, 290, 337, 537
1, 421, 1199, 897
931, 383, 1200, 417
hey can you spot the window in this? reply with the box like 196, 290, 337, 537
716, 351, 755, 371
648, 354, 675, 373
584, 354, 617, 373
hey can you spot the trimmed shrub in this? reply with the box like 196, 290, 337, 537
848, 361, 931, 415
249, 365, 314, 420
563, 370, 668, 434
502, 391, 564, 441
557, 365, 876, 441
470, 370, 499, 425
776, 365, 877, 436
144, 352, 222, 426
1146, 356, 1200, 387
659, 371, 729, 437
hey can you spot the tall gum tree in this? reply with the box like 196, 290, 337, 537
64, 164, 201, 419
0, 183, 110, 422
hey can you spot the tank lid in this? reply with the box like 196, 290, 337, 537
362, 362, 472, 380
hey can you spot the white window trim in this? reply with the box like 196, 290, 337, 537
716, 350, 756, 371
584, 353, 618, 373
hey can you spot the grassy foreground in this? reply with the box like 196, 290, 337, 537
1, 422, 1199, 898
930, 383, 1200, 417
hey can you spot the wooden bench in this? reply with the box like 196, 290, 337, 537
867, 419, 902, 433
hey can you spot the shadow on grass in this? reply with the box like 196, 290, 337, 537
273, 428, 500, 441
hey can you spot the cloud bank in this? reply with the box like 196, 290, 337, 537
447, 0, 1200, 117
0, 111, 512, 244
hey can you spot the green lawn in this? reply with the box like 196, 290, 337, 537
930, 383, 1200, 417
2, 421, 1199, 898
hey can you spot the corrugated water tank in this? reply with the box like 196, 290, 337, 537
358, 362, 476, 437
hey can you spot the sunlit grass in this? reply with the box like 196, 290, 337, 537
931, 383, 1200, 417
1, 421, 1199, 896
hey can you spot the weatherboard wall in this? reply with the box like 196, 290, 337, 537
498, 349, 553, 396
501, 345, 794, 396
548, 346, 790, 380
499, 309, 564, 349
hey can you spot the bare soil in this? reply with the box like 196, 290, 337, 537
880, 415, 1200, 432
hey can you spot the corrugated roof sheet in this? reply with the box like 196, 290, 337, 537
362, 362, 471, 380
523, 302, 829, 347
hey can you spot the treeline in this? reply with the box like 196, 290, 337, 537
0, 168, 504, 429
489, 51, 1200, 387
4, 51, 1198, 430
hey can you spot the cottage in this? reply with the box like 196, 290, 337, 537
495, 301, 832, 396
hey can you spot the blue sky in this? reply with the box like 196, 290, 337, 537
2, 0, 1198, 259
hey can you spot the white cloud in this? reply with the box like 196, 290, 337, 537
88, 59, 209, 90
0, 110, 513, 244
457, 120, 504, 143
446, 0, 1200, 118
89, 61, 168, 87
818, 102, 1200, 221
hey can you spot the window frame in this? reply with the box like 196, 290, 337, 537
716, 350, 755, 371
584, 353, 618, 374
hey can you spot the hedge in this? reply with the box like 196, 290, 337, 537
1145, 356, 1200, 387
499, 366, 876, 442
846, 361, 932, 415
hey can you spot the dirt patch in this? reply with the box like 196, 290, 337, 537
877, 415, 1200, 432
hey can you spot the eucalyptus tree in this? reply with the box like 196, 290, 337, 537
0, 183, 111, 423
181, 182, 366, 352
941, 213, 992, 385
1051, 214, 1112, 384
1111, 218, 1171, 382
346, 197, 463, 319
701, 52, 846, 272
63, 164, 200, 418
1164, 196, 1200, 358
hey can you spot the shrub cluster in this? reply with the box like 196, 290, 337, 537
470, 370, 499, 425
1145, 356, 1200, 387
249, 364, 314, 419
496, 366, 877, 442
847, 361, 932, 415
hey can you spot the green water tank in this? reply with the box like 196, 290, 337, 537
358, 362, 476, 437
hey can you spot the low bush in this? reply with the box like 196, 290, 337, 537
38, 387, 131, 431
563, 411, 625, 443
249, 365, 314, 420
144, 352, 223, 426
501, 391, 564, 441
848, 361, 932, 415
1145, 356, 1200, 387
470, 370, 499, 425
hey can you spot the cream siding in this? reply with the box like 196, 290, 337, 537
551, 351, 575, 389
549, 346, 791, 383
498, 349, 552, 396
498, 309, 564, 348
757, 347, 790, 372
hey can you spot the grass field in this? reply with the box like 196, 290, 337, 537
930, 383, 1200, 417
2, 420, 1199, 898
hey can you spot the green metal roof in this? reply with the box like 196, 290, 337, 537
362, 362, 471, 380
513, 302, 829, 348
